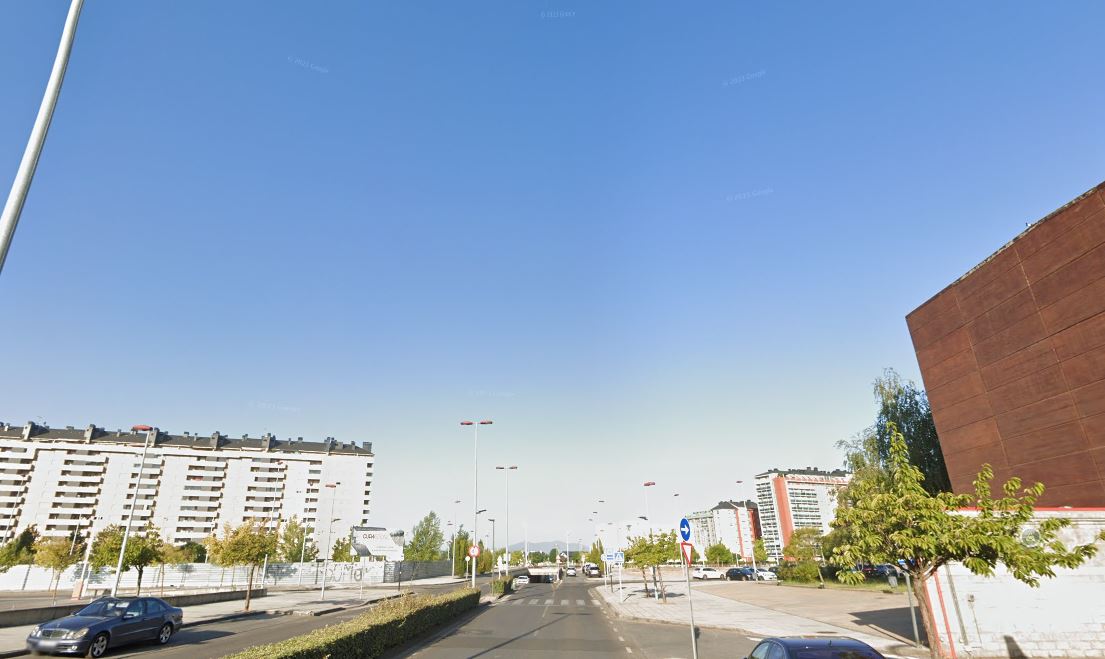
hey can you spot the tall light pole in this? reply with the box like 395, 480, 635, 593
461, 420, 492, 589
319, 482, 341, 600
488, 518, 496, 555
642, 481, 656, 531
112, 428, 155, 597
0, 0, 84, 277
450, 498, 461, 578
495, 465, 517, 565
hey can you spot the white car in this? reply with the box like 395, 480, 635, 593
755, 569, 778, 581
513, 575, 530, 587
692, 567, 723, 580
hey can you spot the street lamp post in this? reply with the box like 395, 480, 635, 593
450, 499, 461, 578
642, 482, 656, 531
0, 0, 84, 277
319, 482, 342, 600
461, 420, 492, 589
488, 518, 496, 555
112, 428, 155, 597
495, 465, 517, 566
736, 480, 759, 577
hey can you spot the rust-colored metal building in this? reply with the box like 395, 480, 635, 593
907, 180, 1105, 506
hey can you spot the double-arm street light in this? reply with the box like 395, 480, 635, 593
495, 465, 517, 565
461, 420, 492, 589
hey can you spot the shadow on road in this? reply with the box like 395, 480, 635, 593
851, 606, 928, 646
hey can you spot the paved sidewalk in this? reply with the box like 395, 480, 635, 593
593, 580, 929, 658
0, 588, 398, 658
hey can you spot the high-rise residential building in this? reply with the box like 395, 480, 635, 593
755, 468, 850, 561
0, 421, 375, 550
684, 500, 760, 560
908, 179, 1105, 506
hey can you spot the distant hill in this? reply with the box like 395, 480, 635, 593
504, 541, 589, 554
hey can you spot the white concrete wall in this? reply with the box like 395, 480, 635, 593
923, 510, 1105, 658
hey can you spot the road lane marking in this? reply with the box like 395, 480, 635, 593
577, 599, 585, 605
591, 599, 599, 605
544, 599, 553, 605
561, 599, 569, 605
625, 648, 633, 654
619, 636, 625, 642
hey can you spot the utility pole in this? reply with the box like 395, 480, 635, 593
1, 0, 85, 276
112, 429, 154, 597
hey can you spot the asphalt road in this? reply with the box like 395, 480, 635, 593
392, 579, 760, 658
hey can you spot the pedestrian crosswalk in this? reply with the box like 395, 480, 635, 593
496, 597, 602, 607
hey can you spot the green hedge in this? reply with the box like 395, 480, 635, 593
225, 588, 480, 659
490, 577, 514, 596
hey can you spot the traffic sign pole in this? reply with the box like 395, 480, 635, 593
678, 518, 699, 659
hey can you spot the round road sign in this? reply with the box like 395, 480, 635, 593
468, 545, 481, 558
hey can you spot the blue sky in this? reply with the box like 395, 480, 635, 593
2, 1, 1104, 545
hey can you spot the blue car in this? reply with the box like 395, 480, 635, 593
26, 597, 183, 657
746, 636, 886, 659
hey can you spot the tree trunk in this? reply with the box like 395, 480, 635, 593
639, 568, 650, 596
245, 566, 255, 611
136, 566, 144, 596
657, 567, 667, 603
912, 572, 941, 659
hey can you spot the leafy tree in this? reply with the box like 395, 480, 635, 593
34, 536, 82, 596
89, 524, 165, 595
451, 529, 471, 576
625, 531, 679, 601
176, 540, 207, 563
704, 543, 734, 566
330, 536, 353, 561
830, 424, 1105, 658
783, 528, 822, 563
585, 539, 604, 567
509, 549, 524, 566
839, 368, 950, 495
278, 517, 317, 563
206, 521, 277, 611
0, 527, 38, 572
405, 511, 446, 562
476, 540, 495, 574
546, 547, 560, 563
752, 538, 768, 565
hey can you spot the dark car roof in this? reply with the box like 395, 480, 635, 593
772, 636, 880, 651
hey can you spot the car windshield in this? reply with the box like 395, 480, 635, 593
75, 599, 129, 617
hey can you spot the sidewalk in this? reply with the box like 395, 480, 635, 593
0, 587, 399, 658
593, 579, 929, 659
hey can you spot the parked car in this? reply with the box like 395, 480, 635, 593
584, 565, 602, 577
566, 567, 577, 576
725, 567, 755, 581
745, 636, 885, 659
513, 575, 530, 587
26, 597, 183, 658
754, 569, 778, 581
692, 567, 723, 580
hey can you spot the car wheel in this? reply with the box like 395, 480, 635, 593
157, 623, 173, 645
87, 632, 109, 658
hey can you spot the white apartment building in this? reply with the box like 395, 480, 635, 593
0, 421, 374, 550
755, 467, 850, 561
685, 500, 760, 560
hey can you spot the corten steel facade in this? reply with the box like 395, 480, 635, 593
907, 180, 1105, 506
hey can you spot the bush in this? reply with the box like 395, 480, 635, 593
225, 588, 480, 659
490, 577, 513, 596
779, 560, 821, 583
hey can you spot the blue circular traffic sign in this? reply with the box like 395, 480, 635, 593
679, 517, 692, 541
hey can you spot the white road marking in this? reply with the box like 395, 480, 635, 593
591, 599, 600, 605
625, 648, 633, 654
577, 599, 585, 605
544, 599, 553, 605
530, 599, 541, 605
618, 636, 625, 642
561, 599, 570, 605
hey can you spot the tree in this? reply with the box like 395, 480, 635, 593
0, 527, 38, 572
451, 528, 472, 576
278, 517, 317, 563
176, 541, 207, 563
509, 549, 524, 566
829, 424, 1105, 659
405, 512, 446, 562
89, 524, 165, 595
585, 539, 604, 567
752, 539, 768, 565
330, 536, 353, 562
206, 522, 277, 611
546, 547, 559, 563
476, 540, 495, 574
781, 528, 823, 583
704, 543, 734, 566
34, 536, 82, 596
625, 531, 679, 602
839, 368, 951, 495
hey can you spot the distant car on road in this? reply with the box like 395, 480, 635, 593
584, 565, 602, 578
566, 567, 577, 576
692, 567, 723, 580
745, 636, 885, 659
725, 567, 755, 581
754, 569, 778, 581
26, 596, 182, 658
513, 575, 530, 587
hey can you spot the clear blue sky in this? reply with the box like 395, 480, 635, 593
2, 1, 1104, 546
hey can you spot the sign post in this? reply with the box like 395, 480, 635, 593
679, 517, 699, 659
